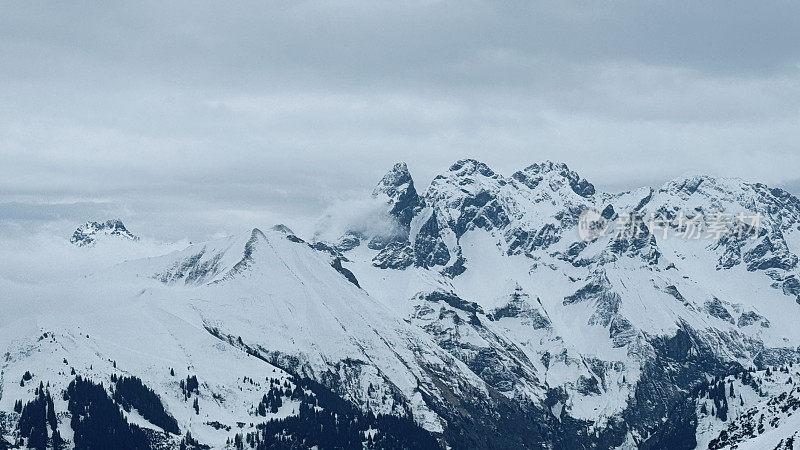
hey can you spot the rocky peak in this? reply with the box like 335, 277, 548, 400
424, 160, 510, 237
70, 219, 139, 246
659, 174, 725, 199
426, 159, 507, 203
373, 162, 420, 228
519, 160, 573, 176
446, 159, 498, 179
373, 162, 413, 197
512, 160, 595, 198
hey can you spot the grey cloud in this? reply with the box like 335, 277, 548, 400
1, 1, 799, 241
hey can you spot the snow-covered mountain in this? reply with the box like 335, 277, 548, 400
69, 220, 139, 247
3, 159, 800, 449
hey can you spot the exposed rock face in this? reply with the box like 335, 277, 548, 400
372, 162, 421, 229
489, 286, 552, 330
371, 241, 414, 269
704, 298, 735, 325
513, 161, 596, 198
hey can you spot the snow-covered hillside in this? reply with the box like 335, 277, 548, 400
694, 364, 800, 450
2, 159, 800, 449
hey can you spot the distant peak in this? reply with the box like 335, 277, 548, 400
665, 175, 709, 196
270, 224, 295, 235
70, 219, 139, 246
660, 173, 738, 197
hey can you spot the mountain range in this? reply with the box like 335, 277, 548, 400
2, 159, 800, 449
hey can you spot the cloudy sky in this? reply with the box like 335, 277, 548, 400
2, 1, 800, 241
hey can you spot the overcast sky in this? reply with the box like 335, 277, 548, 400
2, 1, 800, 241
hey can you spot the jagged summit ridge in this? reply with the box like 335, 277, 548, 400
70, 219, 139, 246
513, 161, 596, 198
336, 159, 614, 276
328, 159, 800, 279
445, 158, 498, 178
371, 159, 603, 275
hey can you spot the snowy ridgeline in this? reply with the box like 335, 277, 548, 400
2, 159, 800, 449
